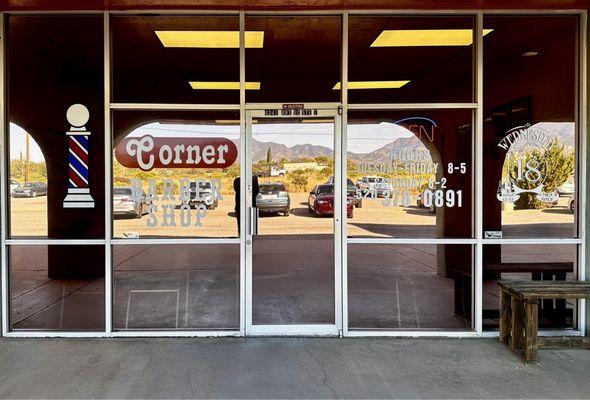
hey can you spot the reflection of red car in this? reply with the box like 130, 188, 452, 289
308, 184, 353, 218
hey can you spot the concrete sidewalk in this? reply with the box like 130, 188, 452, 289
0, 338, 588, 399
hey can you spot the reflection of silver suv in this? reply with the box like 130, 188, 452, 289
256, 182, 290, 216
113, 186, 146, 218
188, 181, 218, 210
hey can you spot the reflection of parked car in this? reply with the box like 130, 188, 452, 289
558, 179, 575, 196
10, 179, 20, 196
308, 184, 353, 218
357, 176, 392, 197
256, 182, 290, 216
569, 198, 575, 213
416, 190, 436, 214
12, 182, 47, 198
325, 176, 362, 208
113, 186, 147, 218
188, 181, 218, 210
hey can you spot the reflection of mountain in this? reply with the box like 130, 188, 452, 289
251, 139, 333, 162
238, 136, 425, 163
242, 123, 575, 163
535, 122, 575, 147
348, 136, 423, 162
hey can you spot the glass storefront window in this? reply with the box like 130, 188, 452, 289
113, 244, 239, 330
245, 16, 342, 103
348, 244, 473, 330
0, 12, 585, 336
347, 109, 473, 238
482, 244, 578, 330
482, 15, 578, 239
9, 245, 105, 331
112, 111, 240, 238
348, 16, 474, 104
112, 15, 240, 104
7, 15, 105, 239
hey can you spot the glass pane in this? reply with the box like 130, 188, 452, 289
9, 245, 105, 331
245, 16, 341, 103
348, 16, 474, 103
483, 16, 578, 239
112, 15, 240, 104
483, 244, 577, 330
252, 117, 335, 324
113, 244, 239, 330
348, 244, 473, 330
7, 15, 105, 239
112, 111, 240, 238
347, 109, 473, 238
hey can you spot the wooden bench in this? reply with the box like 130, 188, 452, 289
498, 280, 590, 362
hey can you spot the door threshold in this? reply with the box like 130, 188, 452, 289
247, 324, 339, 336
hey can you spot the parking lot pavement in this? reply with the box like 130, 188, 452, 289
0, 337, 589, 399
10, 194, 575, 238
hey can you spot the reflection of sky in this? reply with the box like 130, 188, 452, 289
10, 123, 44, 162
132, 123, 240, 139
10, 120, 575, 163
130, 121, 415, 154
348, 123, 414, 153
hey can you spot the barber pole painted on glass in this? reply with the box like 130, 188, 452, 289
63, 104, 95, 208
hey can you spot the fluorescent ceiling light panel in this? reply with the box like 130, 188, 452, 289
371, 29, 493, 47
333, 81, 410, 90
155, 31, 264, 48
189, 81, 261, 90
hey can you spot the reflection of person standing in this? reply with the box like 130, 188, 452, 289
233, 176, 259, 235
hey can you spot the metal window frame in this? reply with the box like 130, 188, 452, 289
0, 11, 7, 336
0, 9, 586, 338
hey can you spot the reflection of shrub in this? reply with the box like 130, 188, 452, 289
288, 170, 309, 191
510, 139, 574, 210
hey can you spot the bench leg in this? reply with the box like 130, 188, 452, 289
524, 300, 539, 363
510, 297, 525, 352
499, 289, 512, 345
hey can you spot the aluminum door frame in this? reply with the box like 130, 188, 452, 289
244, 104, 342, 336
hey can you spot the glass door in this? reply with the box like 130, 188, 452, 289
245, 105, 342, 336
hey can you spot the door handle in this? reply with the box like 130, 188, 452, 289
250, 206, 259, 236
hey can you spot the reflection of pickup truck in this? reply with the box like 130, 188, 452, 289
325, 176, 363, 208
270, 166, 287, 177
357, 176, 392, 197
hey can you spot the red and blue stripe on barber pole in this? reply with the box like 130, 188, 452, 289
68, 134, 89, 188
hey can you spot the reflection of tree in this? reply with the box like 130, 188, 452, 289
10, 159, 47, 183
113, 158, 241, 195
506, 138, 574, 209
